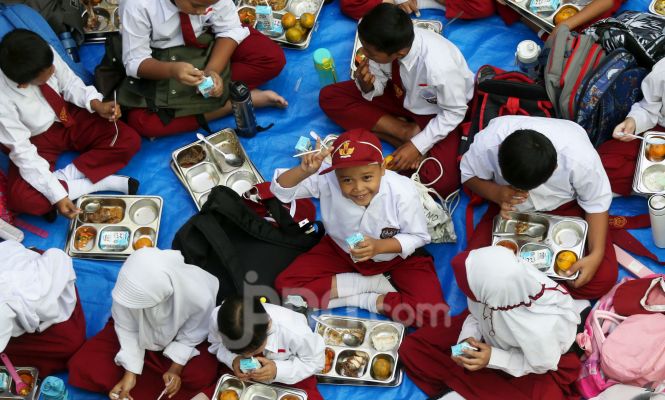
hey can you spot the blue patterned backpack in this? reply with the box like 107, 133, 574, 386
573, 49, 647, 148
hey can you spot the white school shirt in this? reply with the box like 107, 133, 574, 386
120, 0, 250, 79
459, 115, 612, 214
627, 58, 665, 134
208, 303, 325, 385
0, 241, 77, 352
270, 167, 430, 261
0, 51, 103, 204
358, 28, 474, 154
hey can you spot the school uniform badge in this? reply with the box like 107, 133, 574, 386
339, 141, 355, 158
380, 227, 400, 239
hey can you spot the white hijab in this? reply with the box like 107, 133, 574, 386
111, 248, 219, 350
0, 240, 76, 351
465, 247, 580, 369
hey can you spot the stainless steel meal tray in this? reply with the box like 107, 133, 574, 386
314, 315, 405, 385
0, 367, 39, 400
171, 128, 265, 210
491, 211, 588, 280
82, 0, 120, 43
64, 195, 163, 260
632, 131, 665, 196
212, 374, 308, 400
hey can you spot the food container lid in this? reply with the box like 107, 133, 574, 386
649, 194, 665, 211
516, 40, 541, 63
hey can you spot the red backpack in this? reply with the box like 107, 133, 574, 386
458, 65, 554, 156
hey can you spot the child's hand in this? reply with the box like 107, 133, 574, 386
109, 371, 136, 400
91, 99, 121, 121
565, 252, 601, 289
300, 139, 333, 175
249, 357, 277, 382
162, 371, 182, 399
613, 117, 637, 141
350, 236, 379, 262
354, 58, 375, 94
453, 338, 491, 371
231, 356, 251, 381
55, 197, 81, 219
204, 70, 225, 98
496, 185, 528, 219
390, 141, 423, 171
171, 62, 205, 86
397, 0, 419, 16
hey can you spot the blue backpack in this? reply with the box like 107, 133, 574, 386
573, 49, 647, 148
0, 3, 92, 84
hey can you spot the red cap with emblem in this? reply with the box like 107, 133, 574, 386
320, 129, 384, 175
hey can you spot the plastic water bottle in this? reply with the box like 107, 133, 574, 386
516, 40, 541, 80
649, 194, 665, 248
40, 376, 68, 400
313, 48, 337, 88
58, 32, 80, 63
230, 81, 258, 138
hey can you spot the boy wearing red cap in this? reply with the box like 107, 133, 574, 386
272, 129, 448, 328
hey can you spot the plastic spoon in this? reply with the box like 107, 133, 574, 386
309, 131, 328, 150
1, 353, 28, 396
195, 133, 243, 167
618, 132, 665, 144
311, 316, 363, 347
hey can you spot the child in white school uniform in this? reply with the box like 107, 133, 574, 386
0, 240, 85, 378
601, 58, 665, 195
0, 29, 141, 220
201, 296, 325, 400
320, 4, 474, 198
272, 128, 448, 328
400, 246, 586, 399
68, 248, 220, 400
457, 115, 617, 300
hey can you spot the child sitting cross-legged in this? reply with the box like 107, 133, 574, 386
272, 129, 448, 328
200, 295, 325, 400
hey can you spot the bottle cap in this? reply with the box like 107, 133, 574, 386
516, 40, 541, 64
229, 81, 250, 101
313, 48, 334, 69
649, 194, 665, 211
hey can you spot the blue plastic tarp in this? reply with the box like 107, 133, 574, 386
1, 0, 658, 398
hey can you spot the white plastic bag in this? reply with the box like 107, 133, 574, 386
411, 157, 458, 243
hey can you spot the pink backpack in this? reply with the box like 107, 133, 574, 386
576, 275, 665, 398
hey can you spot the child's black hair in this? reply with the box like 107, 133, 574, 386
0, 29, 53, 84
498, 129, 557, 191
217, 295, 270, 355
357, 4, 415, 55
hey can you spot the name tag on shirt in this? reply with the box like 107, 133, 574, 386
418, 85, 437, 104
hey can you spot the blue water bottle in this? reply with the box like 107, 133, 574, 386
58, 32, 80, 63
40, 376, 68, 400
313, 48, 337, 88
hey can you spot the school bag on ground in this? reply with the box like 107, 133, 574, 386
0, 0, 85, 44
172, 185, 324, 304
0, 3, 92, 84
458, 65, 554, 155
542, 24, 605, 121
573, 48, 647, 147
576, 275, 665, 398
585, 11, 665, 68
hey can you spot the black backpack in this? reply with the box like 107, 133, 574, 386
458, 65, 554, 155
585, 11, 665, 68
172, 185, 325, 304
0, 0, 85, 43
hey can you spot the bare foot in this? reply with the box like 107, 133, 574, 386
251, 89, 288, 109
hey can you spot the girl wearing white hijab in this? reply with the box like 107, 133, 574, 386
0, 240, 85, 376
400, 246, 586, 400
68, 248, 219, 400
